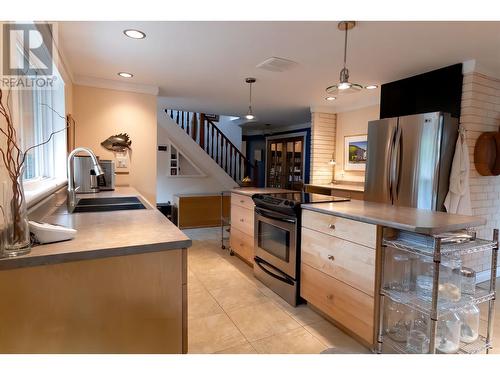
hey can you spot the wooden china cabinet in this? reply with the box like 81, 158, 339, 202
266, 136, 304, 190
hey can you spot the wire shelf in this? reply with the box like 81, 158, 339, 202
383, 237, 497, 257
382, 287, 495, 317
382, 334, 491, 354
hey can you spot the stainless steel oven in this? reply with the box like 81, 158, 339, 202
254, 207, 298, 305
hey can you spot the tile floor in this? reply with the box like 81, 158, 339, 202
185, 227, 500, 354
184, 227, 370, 354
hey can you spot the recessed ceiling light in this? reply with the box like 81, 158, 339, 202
365, 85, 378, 90
118, 72, 133, 78
325, 96, 336, 101
123, 29, 146, 39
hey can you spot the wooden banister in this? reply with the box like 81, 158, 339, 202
164, 109, 258, 185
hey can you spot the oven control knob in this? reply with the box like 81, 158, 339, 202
284, 200, 290, 206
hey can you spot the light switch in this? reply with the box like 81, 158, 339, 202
116, 153, 129, 169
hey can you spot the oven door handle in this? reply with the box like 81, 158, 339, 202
255, 208, 296, 224
254, 257, 295, 286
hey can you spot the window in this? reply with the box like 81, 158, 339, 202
7, 22, 68, 207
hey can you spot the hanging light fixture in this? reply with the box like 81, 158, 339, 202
245, 77, 256, 120
326, 21, 363, 96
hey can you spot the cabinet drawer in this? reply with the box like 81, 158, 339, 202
231, 205, 254, 236
300, 263, 374, 344
301, 210, 376, 249
301, 227, 375, 296
231, 193, 255, 210
230, 227, 254, 265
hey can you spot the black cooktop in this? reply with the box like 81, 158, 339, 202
252, 192, 350, 215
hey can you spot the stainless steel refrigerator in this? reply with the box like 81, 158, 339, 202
364, 112, 458, 211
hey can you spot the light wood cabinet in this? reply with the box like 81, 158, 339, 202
301, 227, 375, 296
300, 209, 376, 347
301, 263, 374, 344
230, 193, 255, 265
302, 209, 376, 248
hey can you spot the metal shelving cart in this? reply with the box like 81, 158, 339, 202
376, 228, 498, 354
220, 190, 231, 250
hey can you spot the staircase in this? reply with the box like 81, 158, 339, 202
165, 109, 258, 186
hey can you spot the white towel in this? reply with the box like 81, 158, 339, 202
444, 134, 472, 215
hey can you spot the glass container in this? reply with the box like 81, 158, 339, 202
387, 251, 411, 292
460, 267, 476, 296
384, 299, 412, 342
440, 253, 462, 302
406, 310, 430, 354
458, 302, 480, 343
436, 311, 461, 353
415, 257, 434, 301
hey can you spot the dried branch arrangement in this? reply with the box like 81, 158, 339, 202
0, 87, 71, 251
0, 88, 26, 246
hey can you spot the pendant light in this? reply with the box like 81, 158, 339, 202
326, 21, 363, 96
245, 77, 256, 120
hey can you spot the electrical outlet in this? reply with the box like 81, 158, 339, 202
116, 153, 128, 169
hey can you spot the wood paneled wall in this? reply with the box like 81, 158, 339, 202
310, 112, 337, 185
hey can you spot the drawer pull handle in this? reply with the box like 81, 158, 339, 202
329, 224, 336, 230
240, 200, 245, 203
327, 255, 335, 261
240, 219, 244, 222
327, 294, 334, 301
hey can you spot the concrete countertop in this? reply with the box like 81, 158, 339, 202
0, 187, 192, 270
302, 200, 486, 235
305, 183, 365, 192
231, 187, 297, 197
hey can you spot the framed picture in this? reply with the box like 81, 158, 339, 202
344, 135, 368, 171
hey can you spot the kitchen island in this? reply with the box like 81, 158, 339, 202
0, 187, 191, 354
299, 200, 489, 351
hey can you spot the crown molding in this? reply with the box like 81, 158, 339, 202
74, 75, 159, 96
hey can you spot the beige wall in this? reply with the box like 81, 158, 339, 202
309, 112, 336, 185
73, 85, 157, 204
335, 105, 379, 183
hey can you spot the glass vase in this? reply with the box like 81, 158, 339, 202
2, 173, 31, 257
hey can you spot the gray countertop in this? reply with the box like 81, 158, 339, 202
305, 183, 365, 192
302, 200, 486, 235
231, 187, 297, 197
0, 187, 192, 270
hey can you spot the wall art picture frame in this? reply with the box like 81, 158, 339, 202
344, 135, 368, 171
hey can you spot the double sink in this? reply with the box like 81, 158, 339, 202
72, 196, 146, 213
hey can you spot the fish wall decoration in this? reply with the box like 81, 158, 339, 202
101, 133, 132, 152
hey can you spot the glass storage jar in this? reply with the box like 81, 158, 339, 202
388, 253, 411, 292
439, 253, 462, 302
460, 267, 476, 296
384, 299, 412, 342
406, 310, 430, 354
458, 302, 480, 343
436, 311, 461, 353
415, 257, 434, 301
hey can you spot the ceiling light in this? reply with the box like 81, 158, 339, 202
325, 21, 363, 96
244, 77, 256, 120
123, 29, 146, 39
325, 96, 336, 101
118, 72, 133, 78
365, 85, 378, 90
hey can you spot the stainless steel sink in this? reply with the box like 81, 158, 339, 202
72, 196, 146, 213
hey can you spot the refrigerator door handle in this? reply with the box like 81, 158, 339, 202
387, 126, 396, 203
391, 127, 402, 201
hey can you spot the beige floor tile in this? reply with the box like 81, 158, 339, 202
188, 288, 224, 320
197, 269, 254, 291
303, 320, 371, 353
251, 327, 327, 354
215, 342, 257, 354
188, 313, 247, 354
227, 301, 301, 342
210, 284, 270, 312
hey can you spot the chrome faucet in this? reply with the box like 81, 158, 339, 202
67, 147, 104, 212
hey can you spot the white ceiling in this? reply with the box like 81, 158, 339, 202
59, 21, 500, 126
